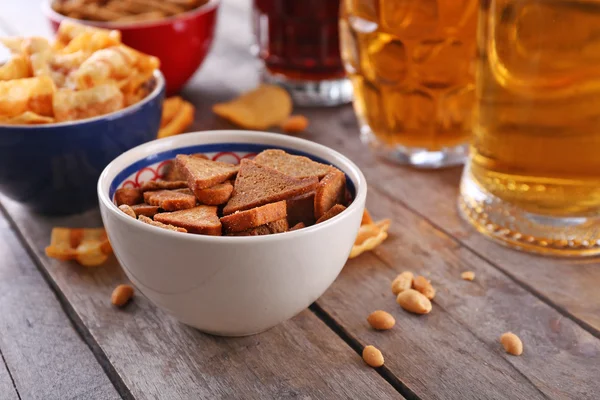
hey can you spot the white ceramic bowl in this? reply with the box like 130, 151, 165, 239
97, 131, 367, 336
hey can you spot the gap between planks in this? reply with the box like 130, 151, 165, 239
0, 201, 135, 400
367, 181, 600, 341
0, 347, 21, 400
309, 303, 421, 400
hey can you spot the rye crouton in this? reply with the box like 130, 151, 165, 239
289, 222, 305, 231
140, 180, 188, 192
118, 204, 136, 218
114, 187, 143, 206
316, 204, 346, 224
314, 169, 346, 219
176, 154, 239, 191
154, 206, 222, 235
286, 191, 316, 226
138, 215, 187, 233
228, 218, 289, 236
223, 159, 318, 215
194, 181, 234, 205
253, 149, 332, 179
163, 163, 186, 182
143, 189, 196, 211
163, 154, 209, 182
265, 218, 289, 233
131, 203, 160, 218
220, 201, 287, 233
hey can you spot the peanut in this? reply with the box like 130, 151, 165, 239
413, 275, 436, 300
362, 345, 384, 368
396, 289, 432, 314
281, 115, 309, 133
111, 284, 134, 307
500, 332, 523, 356
367, 310, 395, 330
461, 271, 475, 281
391, 271, 413, 295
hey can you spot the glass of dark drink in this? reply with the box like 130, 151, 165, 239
252, 0, 352, 106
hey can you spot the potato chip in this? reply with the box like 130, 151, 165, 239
121, 67, 155, 94
349, 211, 391, 259
29, 52, 53, 79
361, 209, 374, 225
61, 31, 118, 54
0, 55, 30, 81
52, 0, 208, 23
281, 115, 309, 133
349, 230, 388, 259
0, 21, 159, 124
119, 45, 160, 93
70, 44, 158, 90
123, 86, 149, 107
0, 37, 25, 54
70, 46, 134, 89
45, 227, 112, 267
213, 84, 292, 130
18, 37, 61, 83
161, 96, 184, 128
375, 218, 391, 232
115, 11, 166, 22
0, 76, 56, 118
124, 44, 160, 72
53, 84, 124, 122
48, 51, 91, 87
21, 37, 52, 56
0, 111, 54, 125
56, 20, 121, 50
105, 0, 147, 14
354, 223, 382, 246
158, 98, 195, 138
52, 51, 91, 72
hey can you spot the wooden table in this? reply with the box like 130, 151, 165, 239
1, 1, 599, 399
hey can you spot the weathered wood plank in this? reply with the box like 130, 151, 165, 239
0, 354, 18, 400
0, 195, 401, 400
317, 187, 600, 399
0, 211, 120, 400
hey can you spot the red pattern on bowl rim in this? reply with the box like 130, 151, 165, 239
120, 151, 256, 189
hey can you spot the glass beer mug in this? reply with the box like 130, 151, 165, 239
459, 0, 600, 256
340, 0, 479, 168
253, 0, 353, 106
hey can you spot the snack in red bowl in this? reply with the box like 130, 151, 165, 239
43, 0, 220, 94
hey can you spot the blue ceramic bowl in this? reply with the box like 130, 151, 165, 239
0, 71, 165, 215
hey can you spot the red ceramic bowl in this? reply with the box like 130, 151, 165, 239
43, 0, 220, 94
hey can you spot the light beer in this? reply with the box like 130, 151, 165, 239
460, 0, 600, 256
471, 0, 600, 216
340, 0, 478, 155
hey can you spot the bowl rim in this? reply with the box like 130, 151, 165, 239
98, 130, 368, 243
43, 0, 221, 30
0, 70, 165, 129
